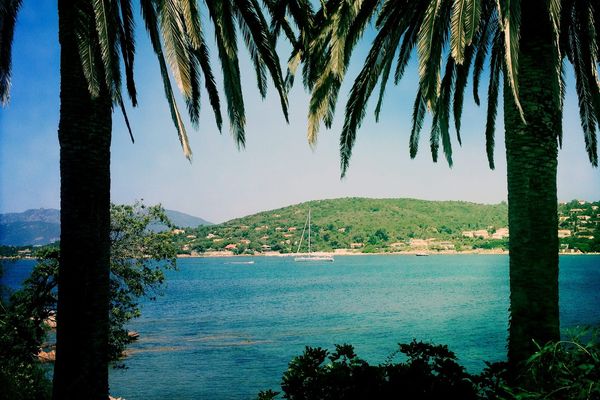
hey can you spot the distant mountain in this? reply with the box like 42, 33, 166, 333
164, 210, 212, 228
0, 209, 61, 246
0, 208, 211, 246
0, 208, 60, 224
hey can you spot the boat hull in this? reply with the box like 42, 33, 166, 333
294, 256, 334, 262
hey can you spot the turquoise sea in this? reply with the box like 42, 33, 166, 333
2, 255, 600, 399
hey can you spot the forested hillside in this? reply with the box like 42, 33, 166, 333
178, 198, 511, 254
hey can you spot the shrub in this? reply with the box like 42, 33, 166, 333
260, 330, 600, 400
258, 341, 478, 400
504, 328, 600, 399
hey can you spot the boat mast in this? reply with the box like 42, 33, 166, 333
296, 209, 310, 254
308, 208, 311, 255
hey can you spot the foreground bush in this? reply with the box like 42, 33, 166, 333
506, 329, 600, 399
259, 330, 600, 400
258, 341, 479, 400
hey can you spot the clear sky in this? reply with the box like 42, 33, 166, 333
1, 2, 599, 223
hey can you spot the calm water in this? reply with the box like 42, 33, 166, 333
2, 255, 599, 399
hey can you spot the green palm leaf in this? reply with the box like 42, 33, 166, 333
180, 0, 203, 50
159, 0, 193, 101
206, 0, 246, 146
306, 1, 359, 144
485, 26, 503, 170
140, 0, 192, 159
417, 0, 451, 109
92, 0, 123, 102
233, 0, 289, 120
194, 33, 223, 131
0, 0, 23, 105
465, 0, 481, 45
394, 19, 421, 84
472, 4, 496, 106
453, 43, 476, 144
117, 0, 136, 106
417, 0, 443, 108
497, 0, 524, 121
339, 8, 403, 176
410, 89, 426, 159
76, 10, 102, 99
568, 0, 599, 166
431, 57, 455, 165
450, 0, 470, 64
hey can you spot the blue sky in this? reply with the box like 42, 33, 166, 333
1, 2, 599, 223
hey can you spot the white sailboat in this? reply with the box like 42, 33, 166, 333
294, 208, 334, 262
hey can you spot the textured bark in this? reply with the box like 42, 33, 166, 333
504, 0, 561, 370
52, 1, 112, 399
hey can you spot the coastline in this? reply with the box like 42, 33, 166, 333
4, 250, 598, 261
176, 249, 600, 258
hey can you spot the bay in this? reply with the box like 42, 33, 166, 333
2, 255, 599, 399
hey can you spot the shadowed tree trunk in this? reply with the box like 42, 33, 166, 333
504, 0, 561, 371
52, 1, 112, 398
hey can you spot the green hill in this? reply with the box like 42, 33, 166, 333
179, 198, 511, 254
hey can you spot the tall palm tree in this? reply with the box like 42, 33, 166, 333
1, 0, 288, 398
273, 0, 599, 371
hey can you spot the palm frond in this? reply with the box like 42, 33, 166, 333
140, 0, 192, 159
263, 0, 298, 45
117, 0, 136, 106
559, 59, 566, 147
410, 89, 426, 158
233, 0, 289, 121
180, 0, 203, 50
496, 0, 523, 121
592, 1, 600, 61
118, 96, 135, 143
431, 58, 455, 165
194, 32, 223, 131
450, 0, 469, 64
417, 0, 443, 108
394, 19, 421, 84
339, 8, 403, 176
568, 0, 599, 166
465, 0, 481, 45
206, 0, 246, 146
76, 10, 102, 99
343, 0, 379, 66
0, 0, 23, 105
417, 0, 451, 109
306, 1, 364, 144
185, 48, 201, 126
92, 0, 123, 101
484, 26, 503, 170
374, 49, 394, 122
472, 3, 496, 105
235, 8, 268, 98
453, 43, 476, 144
158, 0, 193, 100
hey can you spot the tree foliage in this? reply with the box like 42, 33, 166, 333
0, 202, 177, 395
107, 202, 178, 359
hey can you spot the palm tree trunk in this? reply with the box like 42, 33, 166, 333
52, 1, 112, 399
503, 0, 561, 371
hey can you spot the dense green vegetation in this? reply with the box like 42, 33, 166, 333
179, 198, 509, 254
3, 198, 598, 258
259, 329, 600, 400
170, 198, 600, 255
